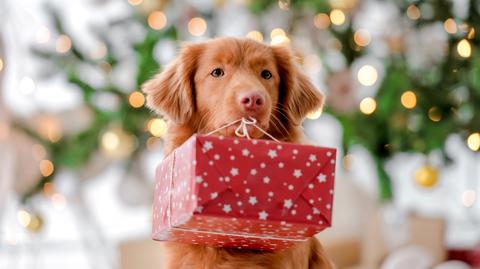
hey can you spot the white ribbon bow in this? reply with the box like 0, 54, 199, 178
206, 117, 280, 142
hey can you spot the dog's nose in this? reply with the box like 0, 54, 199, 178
238, 92, 265, 111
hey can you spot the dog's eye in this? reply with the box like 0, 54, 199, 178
261, 70, 272, 80
210, 68, 225, 78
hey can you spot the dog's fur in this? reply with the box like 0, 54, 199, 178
143, 37, 332, 269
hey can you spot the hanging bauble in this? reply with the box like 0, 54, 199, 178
99, 125, 137, 160
18, 210, 44, 233
415, 165, 439, 188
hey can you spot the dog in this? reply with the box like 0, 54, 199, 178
143, 37, 333, 269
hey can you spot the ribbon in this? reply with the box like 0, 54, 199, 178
206, 117, 280, 143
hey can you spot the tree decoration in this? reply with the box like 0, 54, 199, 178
415, 165, 439, 188
6, 0, 480, 205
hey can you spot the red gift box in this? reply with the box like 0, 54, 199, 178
152, 134, 336, 251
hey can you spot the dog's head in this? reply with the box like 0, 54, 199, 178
142, 37, 324, 140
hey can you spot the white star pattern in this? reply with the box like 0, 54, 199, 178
317, 173, 327, 183
203, 141, 213, 151
263, 177, 270, 184
242, 149, 250, 156
313, 207, 320, 215
267, 149, 277, 159
284, 199, 293, 208
248, 196, 258, 205
222, 204, 232, 213
293, 169, 302, 178
309, 154, 317, 162
230, 168, 239, 176
258, 210, 268, 220
250, 169, 257, 175
210, 192, 218, 199
195, 176, 203, 183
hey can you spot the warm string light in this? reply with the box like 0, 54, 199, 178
148, 11, 167, 30
56, 35, 72, 54
188, 17, 207, 36
246, 31, 263, 42
401, 90, 417, 109
127, 0, 143, 6
39, 159, 55, 177
467, 27, 475, 39
270, 28, 290, 46
330, 9, 345, 26
43, 182, 55, 197
128, 91, 145, 108
457, 39, 472, 58
100, 126, 136, 159
353, 29, 371, 47
314, 13, 330, 29
406, 5, 421, 20
306, 108, 323, 120
357, 65, 378, 86
148, 118, 167, 137
443, 18, 457, 34
467, 132, 480, 151
359, 97, 377, 115
0, 58, 3, 73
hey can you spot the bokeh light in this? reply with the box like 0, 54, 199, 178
306, 108, 323, 120
148, 11, 167, 30
314, 13, 330, 29
330, 9, 346, 26
56, 35, 72, 54
357, 65, 378, 86
359, 97, 377, 115
353, 29, 371, 46
0, 58, 3, 73
457, 39, 471, 58
149, 118, 167, 137
39, 160, 54, 177
467, 132, 480, 151
270, 28, 289, 45
17, 210, 31, 227
128, 0, 143, 6
188, 17, 207, 36
246, 31, 263, 42
443, 18, 457, 34
401, 91, 417, 109
406, 5, 421, 20
129, 91, 145, 108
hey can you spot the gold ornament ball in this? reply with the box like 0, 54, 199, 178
415, 165, 439, 188
27, 213, 44, 233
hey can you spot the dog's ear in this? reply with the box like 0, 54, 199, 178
142, 43, 204, 124
272, 46, 324, 125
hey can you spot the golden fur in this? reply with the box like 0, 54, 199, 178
143, 37, 332, 269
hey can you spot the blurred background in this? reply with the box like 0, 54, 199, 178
1, 0, 480, 268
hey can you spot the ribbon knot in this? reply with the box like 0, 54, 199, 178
206, 117, 280, 142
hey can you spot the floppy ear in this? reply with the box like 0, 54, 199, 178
142, 44, 203, 124
272, 46, 324, 125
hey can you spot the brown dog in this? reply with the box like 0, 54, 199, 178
143, 37, 333, 269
